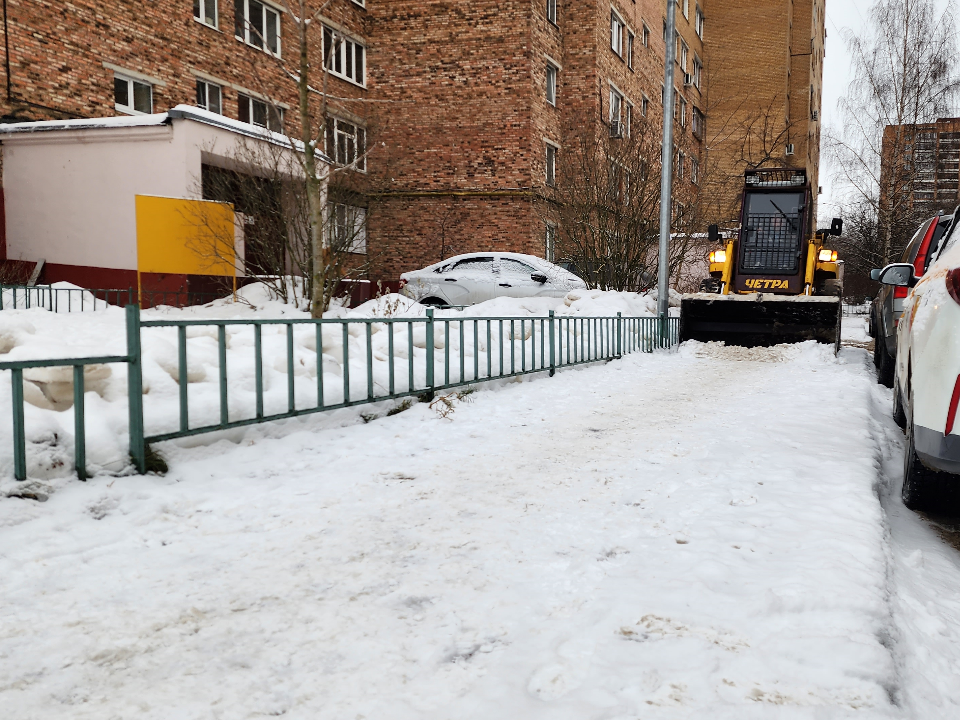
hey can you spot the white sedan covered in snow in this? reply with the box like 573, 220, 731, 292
399, 252, 586, 307
879, 221, 960, 510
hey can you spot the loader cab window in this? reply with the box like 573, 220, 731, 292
740, 191, 805, 274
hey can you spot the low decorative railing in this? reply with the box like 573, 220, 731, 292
0, 306, 680, 480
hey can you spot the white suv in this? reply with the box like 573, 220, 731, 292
399, 252, 586, 307
879, 219, 960, 510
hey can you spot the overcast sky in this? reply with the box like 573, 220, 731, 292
819, 0, 870, 222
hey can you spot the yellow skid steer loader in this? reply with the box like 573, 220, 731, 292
680, 169, 844, 349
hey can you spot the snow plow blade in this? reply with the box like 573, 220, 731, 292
679, 293, 842, 348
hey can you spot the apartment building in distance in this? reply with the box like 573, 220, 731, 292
880, 118, 960, 214
701, 0, 826, 224
0, 1, 820, 289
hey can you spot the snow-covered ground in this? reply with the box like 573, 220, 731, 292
2, 319, 959, 718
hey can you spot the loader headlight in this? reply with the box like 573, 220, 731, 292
818, 249, 838, 262
709, 249, 727, 264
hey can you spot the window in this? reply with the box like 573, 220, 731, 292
683, 0, 689, 19
641, 94, 649, 117
330, 204, 367, 254
114, 74, 152, 115
546, 0, 557, 24
545, 224, 556, 262
546, 143, 557, 186
695, 5, 704, 38
235, 0, 281, 56
238, 93, 283, 131
679, 95, 687, 127
642, 22, 650, 47
678, 38, 688, 72
673, 86, 679, 119
692, 55, 702, 89
624, 102, 632, 138
692, 106, 705, 137
610, 86, 623, 126
501, 258, 539, 276
452, 257, 495, 272
627, 31, 634, 69
611, 11, 624, 56
323, 26, 366, 87
194, 0, 217, 27
677, 151, 684, 179
546, 63, 557, 105
691, 156, 699, 185
196, 80, 222, 114
325, 117, 366, 170
352, 0, 366, 6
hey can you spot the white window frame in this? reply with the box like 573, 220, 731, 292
677, 150, 685, 179
692, 55, 702, 89
546, 63, 558, 105
610, 10, 624, 57
238, 93, 283, 132
641, 94, 649, 117
235, 0, 281, 57
695, 5, 705, 38
679, 95, 687, 127
692, 106, 705, 137
609, 85, 624, 125
683, 0, 689, 19
545, 223, 557, 262
624, 102, 633, 138
114, 73, 153, 115
546, 0, 558, 25
323, 25, 367, 88
627, 31, 634, 70
545, 142, 558, 187
194, 0, 218, 28
642, 23, 650, 47
679, 38, 688, 72
325, 116, 367, 171
691, 156, 700, 185
196, 79, 222, 114
351, 0, 366, 7
330, 204, 367, 254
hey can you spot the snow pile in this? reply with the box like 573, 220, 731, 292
0, 284, 662, 484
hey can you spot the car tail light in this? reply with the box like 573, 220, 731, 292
947, 268, 960, 305
947, 375, 960, 435
894, 286, 908, 299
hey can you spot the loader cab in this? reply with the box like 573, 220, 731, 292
734, 170, 812, 294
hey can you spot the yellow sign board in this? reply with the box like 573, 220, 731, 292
135, 195, 236, 277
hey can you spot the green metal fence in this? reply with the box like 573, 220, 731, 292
1, 305, 680, 480
0, 285, 229, 311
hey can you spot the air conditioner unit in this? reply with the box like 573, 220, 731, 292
684, 73, 693, 86
609, 121, 623, 139
785, 143, 795, 156
811, 110, 819, 121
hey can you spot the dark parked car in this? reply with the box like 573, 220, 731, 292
870, 211, 954, 386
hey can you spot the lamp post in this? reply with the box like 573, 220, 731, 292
657, 0, 677, 344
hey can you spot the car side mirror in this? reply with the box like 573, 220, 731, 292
531, 273, 548, 284
869, 268, 881, 281
877, 263, 918, 288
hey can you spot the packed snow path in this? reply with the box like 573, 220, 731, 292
2, 343, 960, 718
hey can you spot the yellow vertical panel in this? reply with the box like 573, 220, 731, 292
136, 195, 236, 276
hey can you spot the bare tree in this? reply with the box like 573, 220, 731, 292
827, 0, 960, 267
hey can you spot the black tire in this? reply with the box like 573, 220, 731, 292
902, 399, 960, 512
820, 278, 843, 296
892, 379, 906, 430
875, 335, 895, 387
698, 277, 721, 293
418, 297, 449, 308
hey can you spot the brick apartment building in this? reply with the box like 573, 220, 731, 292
880, 118, 960, 214
700, 0, 825, 225
0, 0, 821, 289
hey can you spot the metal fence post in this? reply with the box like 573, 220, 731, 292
11, 368, 26, 481
73, 365, 86, 481
617, 312, 622, 358
126, 304, 146, 474
549, 310, 556, 376
425, 308, 435, 391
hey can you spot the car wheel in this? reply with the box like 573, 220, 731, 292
876, 335, 895, 387
819, 278, 843, 296
418, 297, 449, 308
892, 378, 906, 430
902, 391, 959, 512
